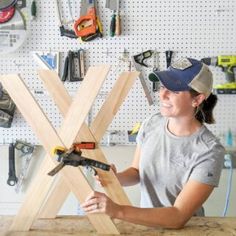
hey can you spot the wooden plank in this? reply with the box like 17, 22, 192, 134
0, 74, 69, 231
59, 66, 110, 147
37, 70, 138, 218
0, 74, 60, 151
90, 71, 140, 141
39, 176, 70, 219
0, 68, 119, 234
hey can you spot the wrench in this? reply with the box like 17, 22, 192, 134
7, 143, 18, 186
15, 140, 35, 193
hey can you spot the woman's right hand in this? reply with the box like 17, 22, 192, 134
94, 164, 117, 186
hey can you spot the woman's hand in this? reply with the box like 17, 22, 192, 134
94, 164, 117, 186
81, 191, 121, 218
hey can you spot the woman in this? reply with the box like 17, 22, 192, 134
81, 58, 225, 229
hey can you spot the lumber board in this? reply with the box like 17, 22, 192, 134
90, 71, 140, 141
59, 66, 110, 147
0, 67, 119, 234
39, 176, 70, 219
37, 70, 138, 218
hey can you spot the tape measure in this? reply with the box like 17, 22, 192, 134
0, 0, 18, 11
0, 6, 27, 54
0, 7, 15, 23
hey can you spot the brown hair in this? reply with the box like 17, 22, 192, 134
189, 89, 218, 124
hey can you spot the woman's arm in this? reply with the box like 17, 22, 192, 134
116, 145, 141, 186
82, 179, 214, 229
96, 145, 141, 186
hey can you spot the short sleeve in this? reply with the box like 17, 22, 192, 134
136, 113, 164, 146
189, 144, 225, 187
136, 120, 146, 146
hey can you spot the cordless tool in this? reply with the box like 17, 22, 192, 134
201, 55, 236, 82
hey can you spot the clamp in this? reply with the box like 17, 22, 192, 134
48, 145, 110, 176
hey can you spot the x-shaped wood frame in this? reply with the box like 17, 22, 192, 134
0, 66, 139, 234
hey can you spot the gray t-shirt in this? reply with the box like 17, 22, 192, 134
136, 113, 225, 216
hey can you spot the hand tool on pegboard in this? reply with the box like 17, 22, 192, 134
30, 0, 37, 21
62, 49, 85, 82
201, 55, 236, 94
0, 6, 15, 23
74, 0, 103, 42
7, 143, 18, 186
165, 50, 174, 68
152, 51, 160, 92
0, 86, 16, 128
106, 0, 116, 37
14, 140, 35, 193
0, 1, 27, 54
201, 55, 236, 83
32, 51, 60, 74
55, 0, 78, 39
132, 50, 154, 105
106, 0, 121, 37
115, 0, 121, 36
48, 144, 110, 176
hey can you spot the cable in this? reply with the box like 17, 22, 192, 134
222, 154, 233, 216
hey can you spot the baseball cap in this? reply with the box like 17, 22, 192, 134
149, 58, 213, 98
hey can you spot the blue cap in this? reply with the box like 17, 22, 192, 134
149, 58, 213, 98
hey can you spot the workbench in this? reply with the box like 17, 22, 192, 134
0, 216, 236, 235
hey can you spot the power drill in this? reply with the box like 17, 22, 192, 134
201, 56, 236, 82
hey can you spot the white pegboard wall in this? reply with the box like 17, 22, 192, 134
0, 0, 235, 145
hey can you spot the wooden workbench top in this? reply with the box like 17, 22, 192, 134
1, 216, 236, 236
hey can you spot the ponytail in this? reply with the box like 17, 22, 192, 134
190, 90, 218, 124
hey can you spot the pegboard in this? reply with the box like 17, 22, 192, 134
0, 0, 235, 145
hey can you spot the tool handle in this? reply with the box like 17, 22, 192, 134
165, 50, 173, 68
7, 143, 18, 186
74, 142, 95, 149
115, 13, 121, 36
31, 0, 36, 19
78, 49, 85, 79
59, 26, 78, 39
61, 55, 69, 81
81, 31, 99, 42
15, 154, 33, 193
84, 159, 110, 171
110, 13, 116, 37
74, 8, 97, 37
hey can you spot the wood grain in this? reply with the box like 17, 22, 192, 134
0, 67, 119, 234
37, 70, 139, 219
1, 216, 236, 236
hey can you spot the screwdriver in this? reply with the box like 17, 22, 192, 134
115, 0, 121, 36
31, 0, 37, 20
110, 10, 116, 37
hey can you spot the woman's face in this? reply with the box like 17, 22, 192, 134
159, 85, 195, 118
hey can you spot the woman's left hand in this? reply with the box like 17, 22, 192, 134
81, 191, 121, 218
